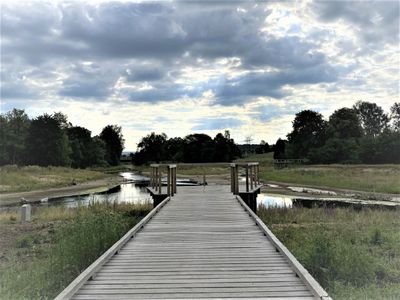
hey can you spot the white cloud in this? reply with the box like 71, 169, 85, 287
0, 0, 398, 150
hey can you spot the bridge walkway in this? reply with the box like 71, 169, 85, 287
57, 185, 330, 300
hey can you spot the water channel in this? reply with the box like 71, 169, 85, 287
1, 172, 397, 211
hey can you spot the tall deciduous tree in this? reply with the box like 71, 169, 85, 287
25, 114, 71, 166
1, 109, 30, 165
273, 138, 286, 159
183, 134, 214, 163
354, 101, 389, 137
99, 125, 124, 166
67, 126, 92, 168
327, 108, 363, 139
287, 110, 327, 158
390, 102, 400, 131
135, 132, 168, 164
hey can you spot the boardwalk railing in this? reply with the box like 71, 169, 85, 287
274, 158, 305, 169
150, 164, 177, 196
230, 162, 260, 194
150, 162, 261, 197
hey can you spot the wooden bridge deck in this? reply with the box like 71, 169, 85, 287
57, 185, 330, 300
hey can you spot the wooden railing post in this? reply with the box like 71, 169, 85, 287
167, 166, 171, 196
173, 167, 177, 194
250, 164, 254, 190
245, 165, 249, 192
158, 168, 162, 195
230, 164, 235, 193
235, 164, 239, 195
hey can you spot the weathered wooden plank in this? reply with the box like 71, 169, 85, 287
72, 291, 314, 299
76, 288, 312, 295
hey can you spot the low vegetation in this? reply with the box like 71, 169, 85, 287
237, 153, 400, 194
0, 165, 108, 193
258, 205, 400, 299
0, 202, 151, 300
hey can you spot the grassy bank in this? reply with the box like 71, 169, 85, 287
0, 165, 109, 193
258, 206, 400, 299
0, 202, 151, 300
237, 153, 400, 194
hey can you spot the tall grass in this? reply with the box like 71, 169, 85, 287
0, 202, 151, 300
258, 205, 400, 299
0, 165, 107, 193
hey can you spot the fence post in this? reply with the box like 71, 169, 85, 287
21, 204, 31, 223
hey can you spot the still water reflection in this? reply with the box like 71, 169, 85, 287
57, 183, 152, 208
257, 193, 293, 208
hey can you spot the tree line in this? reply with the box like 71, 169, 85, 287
0, 109, 124, 167
133, 131, 241, 165
282, 101, 400, 163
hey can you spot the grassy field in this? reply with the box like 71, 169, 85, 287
0, 202, 151, 300
0, 165, 110, 193
258, 205, 400, 299
237, 153, 400, 194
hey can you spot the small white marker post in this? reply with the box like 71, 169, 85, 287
21, 204, 32, 222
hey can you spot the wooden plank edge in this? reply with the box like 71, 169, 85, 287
235, 195, 330, 300
54, 196, 172, 300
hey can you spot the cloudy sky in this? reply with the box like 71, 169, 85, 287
1, 0, 399, 151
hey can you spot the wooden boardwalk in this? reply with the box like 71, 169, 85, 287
57, 185, 330, 300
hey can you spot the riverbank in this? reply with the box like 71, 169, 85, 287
258, 205, 400, 299
0, 165, 128, 206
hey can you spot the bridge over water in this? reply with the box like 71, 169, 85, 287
56, 163, 331, 300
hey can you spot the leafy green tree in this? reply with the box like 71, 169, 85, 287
87, 137, 108, 166
359, 132, 400, 163
354, 101, 389, 137
183, 134, 214, 163
99, 125, 124, 166
67, 126, 92, 168
390, 102, 400, 131
327, 108, 363, 139
213, 133, 240, 162
273, 138, 286, 159
164, 137, 184, 162
287, 110, 327, 158
25, 114, 71, 166
309, 138, 360, 164
135, 132, 168, 164
0, 114, 9, 165
53, 112, 71, 129
0, 109, 30, 165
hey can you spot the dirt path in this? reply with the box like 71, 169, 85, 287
0, 175, 124, 206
